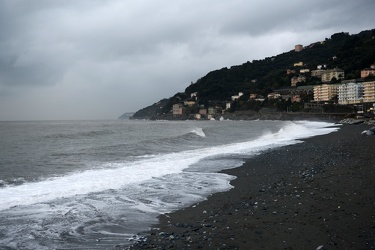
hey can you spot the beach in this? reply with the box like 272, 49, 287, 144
130, 123, 375, 249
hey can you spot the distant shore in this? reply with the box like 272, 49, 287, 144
129, 110, 370, 123
130, 123, 375, 249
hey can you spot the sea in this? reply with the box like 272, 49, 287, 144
0, 119, 339, 249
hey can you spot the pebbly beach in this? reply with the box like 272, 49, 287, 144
130, 123, 375, 249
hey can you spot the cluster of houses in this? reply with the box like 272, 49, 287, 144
171, 57, 375, 119
286, 63, 375, 102
288, 44, 375, 107
267, 60, 375, 114
289, 66, 345, 87
172, 94, 226, 120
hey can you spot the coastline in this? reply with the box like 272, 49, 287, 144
130, 123, 375, 249
129, 109, 364, 122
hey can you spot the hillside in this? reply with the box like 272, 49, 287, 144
125, 29, 375, 120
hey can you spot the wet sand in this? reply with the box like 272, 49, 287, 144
130, 124, 375, 249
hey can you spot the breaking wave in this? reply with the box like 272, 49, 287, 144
189, 128, 206, 137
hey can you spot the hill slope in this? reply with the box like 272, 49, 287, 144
126, 29, 375, 120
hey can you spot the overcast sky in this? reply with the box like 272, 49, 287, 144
0, 0, 374, 121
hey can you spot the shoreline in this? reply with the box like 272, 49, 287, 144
129, 109, 372, 122
130, 123, 375, 249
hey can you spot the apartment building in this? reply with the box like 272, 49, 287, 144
314, 84, 339, 102
363, 81, 375, 103
338, 82, 364, 104
321, 68, 345, 82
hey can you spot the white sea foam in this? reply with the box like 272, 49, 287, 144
0, 121, 338, 212
190, 127, 206, 137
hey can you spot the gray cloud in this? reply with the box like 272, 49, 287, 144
0, 0, 374, 120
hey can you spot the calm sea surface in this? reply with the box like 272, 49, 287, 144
0, 119, 339, 249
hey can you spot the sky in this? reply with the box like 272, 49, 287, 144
0, 0, 374, 121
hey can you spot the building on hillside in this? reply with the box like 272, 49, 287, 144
296, 85, 314, 95
286, 69, 296, 75
295, 44, 303, 52
292, 95, 302, 103
298, 75, 306, 83
231, 92, 243, 101
321, 68, 345, 82
249, 93, 257, 99
290, 85, 314, 96
294, 62, 304, 67
225, 102, 231, 110
311, 69, 326, 78
291, 77, 299, 87
255, 97, 266, 102
183, 100, 196, 106
300, 69, 310, 74
190, 92, 198, 101
291, 75, 306, 87
208, 107, 217, 115
199, 109, 207, 115
267, 92, 281, 99
363, 81, 375, 103
290, 85, 314, 95
338, 82, 364, 105
313, 84, 339, 102
172, 104, 184, 115
361, 65, 375, 78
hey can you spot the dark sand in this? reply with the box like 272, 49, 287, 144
130, 124, 375, 249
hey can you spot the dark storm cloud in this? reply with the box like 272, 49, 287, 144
0, 0, 374, 120
218, 0, 375, 36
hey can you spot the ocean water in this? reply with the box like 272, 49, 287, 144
0, 119, 339, 249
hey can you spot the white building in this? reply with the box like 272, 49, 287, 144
338, 82, 364, 105
300, 69, 310, 74
190, 92, 198, 98
267, 92, 281, 99
226, 102, 231, 110
231, 92, 243, 101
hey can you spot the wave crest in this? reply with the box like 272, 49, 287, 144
190, 128, 206, 137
